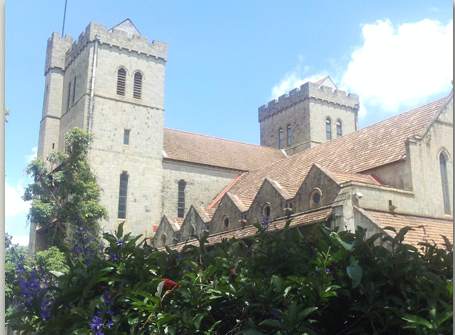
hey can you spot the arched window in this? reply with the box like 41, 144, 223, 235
223, 216, 230, 228
261, 204, 271, 227
336, 119, 342, 137
161, 233, 167, 245
177, 180, 186, 218
310, 188, 322, 209
439, 151, 451, 214
287, 124, 293, 146
278, 128, 284, 149
117, 171, 129, 219
133, 71, 142, 99
325, 117, 332, 140
117, 68, 126, 96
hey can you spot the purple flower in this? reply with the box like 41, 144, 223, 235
116, 239, 124, 247
40, 297, 53, 320
89, 314, 104, 335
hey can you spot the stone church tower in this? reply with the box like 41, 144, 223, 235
258, 76, 360, 154
34, 19, 167, 248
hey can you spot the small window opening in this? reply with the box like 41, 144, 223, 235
440, 151, 451, 214
336, 119, 342, 137
123, 129, 130, 145
66, 81, 72, 113
310, 189, 322, 209
287, 124, 292, 146
71, 76, 77, 105
223, 217, 230, 228
52, 143, 55, 150
325, 117, 332, 140
278, 128, 284, 149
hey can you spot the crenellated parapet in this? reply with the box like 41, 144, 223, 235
44, 33, 73, 75
64, 21, 168, 68
258, 82, 359, 122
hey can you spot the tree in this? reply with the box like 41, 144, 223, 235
24, 128, 106, 252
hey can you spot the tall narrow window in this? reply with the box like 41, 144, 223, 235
177, 180, 186, 218
336, 119, 342, 137
325, 117, 332, 140
133, 71, 142, 99
287, 124, 292, 146
117, 171, 129, 219
278, 128, 284, 149
439, 152, 451, 214
123, 129, 130, 145
117, 68, 126, 96
71, 76, 77, 105
66, 81, 72, 113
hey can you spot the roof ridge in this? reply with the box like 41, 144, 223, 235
164, 128, 284, 152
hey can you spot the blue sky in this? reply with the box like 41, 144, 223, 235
5, 1, 453, 245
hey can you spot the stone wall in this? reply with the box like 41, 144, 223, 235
162, 160, 239, 220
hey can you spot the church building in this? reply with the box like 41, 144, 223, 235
31, 19, 453, 251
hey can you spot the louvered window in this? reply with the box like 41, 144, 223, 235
117, 171, 129, 219
117, 68, 126, 96
133, 71, 142, 99
177, 180, 186, 218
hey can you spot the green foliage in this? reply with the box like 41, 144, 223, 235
7, 222, 452, 334
24, 128, 106, 251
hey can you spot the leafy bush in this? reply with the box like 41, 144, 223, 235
7, 222, 452, 334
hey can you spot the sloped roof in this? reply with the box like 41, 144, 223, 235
168, 217, 184, 231
358, 208, 453, 248
169, 207, 332, 251
163, 129, 286, 171
110, 19, 141, 37
227, 94, 451, 208
316, 164, 382, 186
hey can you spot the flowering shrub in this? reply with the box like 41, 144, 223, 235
7, 222, 452, 334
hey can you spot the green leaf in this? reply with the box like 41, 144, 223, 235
346, 258, 363, 288
330, 232, 353, 251
299, 307, 318, 319
259, 319, 282, 329
402, 314, 433, 329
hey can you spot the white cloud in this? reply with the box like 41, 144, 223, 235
6, 180, 30, 218
270, 18, 452, 117
341, 18, 453, 113
271, 57, 328, 99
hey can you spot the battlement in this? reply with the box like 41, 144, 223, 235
64, 20, 168, 68
44, 32, 73, 74
258, 81, 359, 122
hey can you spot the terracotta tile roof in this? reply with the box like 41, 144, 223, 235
163, 128, 286, 171
169, 207, 332, 252
317, 164, 382, 186
227, 95, 450, 208
359, 208, 453, 248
